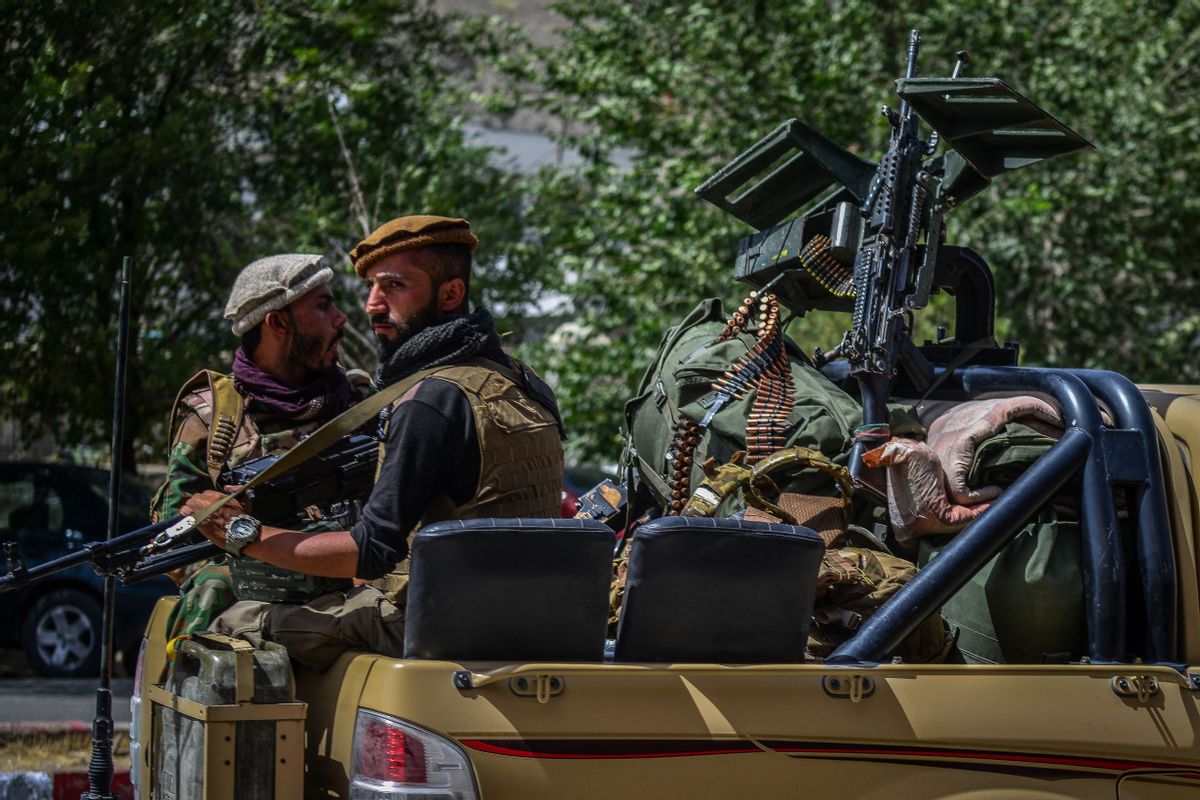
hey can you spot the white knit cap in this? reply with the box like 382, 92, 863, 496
224, 254, 334, 336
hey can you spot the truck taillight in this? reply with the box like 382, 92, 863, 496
349, 710, 479, 800
357, 714, 428, 783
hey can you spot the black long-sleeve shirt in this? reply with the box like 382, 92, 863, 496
348, 378, 480, 579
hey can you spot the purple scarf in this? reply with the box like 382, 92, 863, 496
232, 347, 353, 423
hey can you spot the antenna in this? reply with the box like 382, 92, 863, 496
82, 255, 132, 800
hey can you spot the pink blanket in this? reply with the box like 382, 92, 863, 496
866, 396, 1063, 543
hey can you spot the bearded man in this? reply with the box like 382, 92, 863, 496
183, 216, 565, 670
152, 253, 370, 643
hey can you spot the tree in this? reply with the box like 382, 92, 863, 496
505, 0, 1200, 463
0, 0, 540, 466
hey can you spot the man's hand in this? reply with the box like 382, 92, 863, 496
178, 493, 360, 578
179, 490, 248, 552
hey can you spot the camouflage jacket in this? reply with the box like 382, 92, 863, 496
153, 367, 370, 637
151, 368, 373, 523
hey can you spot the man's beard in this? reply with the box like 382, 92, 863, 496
288, 328, 341, 383
374, 300, 443, 362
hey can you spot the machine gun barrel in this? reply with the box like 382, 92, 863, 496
121, 540, 221, 586
0, 516, 189, 593
0, 433, 380, 594
898, 29, 920, 121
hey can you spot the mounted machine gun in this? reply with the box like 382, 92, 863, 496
695, 30, 1093, 496
696, 32, 1179, 667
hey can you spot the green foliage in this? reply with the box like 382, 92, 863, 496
0, 0, 537, 462
6, 0, 1198, 474
510, 0, 1200, 463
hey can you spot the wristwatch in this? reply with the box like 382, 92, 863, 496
224, 514, 262, 559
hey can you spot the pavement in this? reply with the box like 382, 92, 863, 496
0, 652, 134, 799
0, 679, 133, 725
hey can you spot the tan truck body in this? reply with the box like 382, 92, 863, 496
133, 386, 1200, 799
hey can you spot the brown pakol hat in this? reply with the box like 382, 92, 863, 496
350, 215, 479, 277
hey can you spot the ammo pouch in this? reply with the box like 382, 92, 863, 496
229, 516, 353, 604
808, 542, 948, 663
229, 556, 352, 604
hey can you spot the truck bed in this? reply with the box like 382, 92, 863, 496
132, 388, 1200, 799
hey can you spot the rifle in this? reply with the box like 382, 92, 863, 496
694, 30, 1092, 495
222, 432, 378, 523
0, 433, 380, 590
837, 30, 938, 494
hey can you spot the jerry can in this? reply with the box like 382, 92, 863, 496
148, 633, 305, 800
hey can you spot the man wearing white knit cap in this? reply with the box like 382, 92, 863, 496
182, 216, 566, 670
150, 253, 370, 643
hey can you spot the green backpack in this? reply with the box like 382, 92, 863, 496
625, 297, 863, 512
621, 297, 952, 663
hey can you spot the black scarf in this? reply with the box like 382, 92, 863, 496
374, 307, 508, 388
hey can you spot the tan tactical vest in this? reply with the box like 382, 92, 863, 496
371, 359, 564, 600
168, 370, 329, 484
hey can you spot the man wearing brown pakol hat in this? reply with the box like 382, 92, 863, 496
183, 215, 566, 670
151, 253, 372, 647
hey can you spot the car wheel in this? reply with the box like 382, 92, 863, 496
22, 588, 102, 678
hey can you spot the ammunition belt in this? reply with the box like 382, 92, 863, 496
799, 234, 855, 298
745, 295, 792, 464
667, 417, 701, 514
667, 291, 791, 513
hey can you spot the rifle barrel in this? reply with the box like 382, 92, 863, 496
899, 29, 921, 119
0, 516, 178, 593
121, 541, 222, 586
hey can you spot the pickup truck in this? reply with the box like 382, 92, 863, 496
128, 44, 1200, 800
130, 379, 1200, 799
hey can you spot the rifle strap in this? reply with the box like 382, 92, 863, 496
185, 358, 501, 528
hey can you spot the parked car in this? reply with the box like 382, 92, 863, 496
0, 461, 174, 677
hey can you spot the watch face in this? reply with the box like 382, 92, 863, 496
228, 517, 258, 542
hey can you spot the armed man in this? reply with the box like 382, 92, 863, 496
151, 253, 371, 643
181, 215, 566, 670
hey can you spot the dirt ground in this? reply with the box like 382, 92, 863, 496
0, 726, 132, 772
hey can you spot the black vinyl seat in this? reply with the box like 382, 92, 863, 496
614, 516, 826, 663
403, 518, 616, 661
